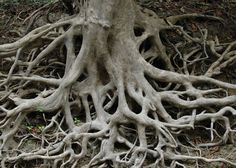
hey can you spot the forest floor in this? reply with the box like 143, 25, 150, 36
0, 0, 236, 167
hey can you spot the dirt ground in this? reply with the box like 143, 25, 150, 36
0, 0, 236, 167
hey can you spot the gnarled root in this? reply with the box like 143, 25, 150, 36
0, 0, 236, 167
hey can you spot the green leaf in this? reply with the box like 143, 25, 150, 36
74, 117, 81, 125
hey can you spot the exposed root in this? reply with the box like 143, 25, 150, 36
0, 0, 236, 167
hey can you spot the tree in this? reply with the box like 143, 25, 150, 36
0, 0, 236, 167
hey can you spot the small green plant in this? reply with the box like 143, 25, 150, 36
73, 117, 81, 125
26, 124, 45, 133
37, 125, 45, 131
26, 125, 34, 131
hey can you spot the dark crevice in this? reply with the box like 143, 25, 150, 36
147, 111, 155, 120
139, 36, 154, 53
71, 103, 86, 123
146, 126, 158, 147
84, 94, 96, 120
151, 58, 167, 70
71, 143, 81, 154
179, 94, 196, 101
134, 26, 145, 37
77, 68, 88, 82
97, 61, 110, 85
118, 123, 139, 145
125, 91, 142, 114
74, 35, 83, 56
161, 100, 178, 120
144, 74, 170, 91
103, 90, 118, 115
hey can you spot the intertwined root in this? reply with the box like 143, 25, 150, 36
0, 0, 236, 167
